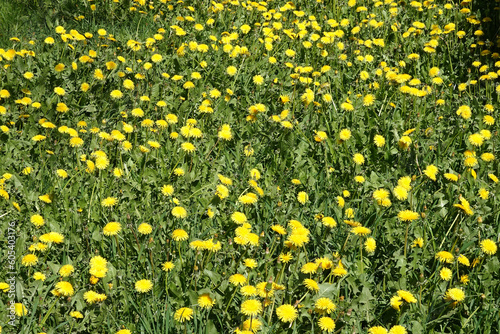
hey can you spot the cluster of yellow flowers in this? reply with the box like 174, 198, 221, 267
0, 0, 499, 332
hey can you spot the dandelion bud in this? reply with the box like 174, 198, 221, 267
477, 216, 483, 223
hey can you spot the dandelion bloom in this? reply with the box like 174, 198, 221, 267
468, 133, 484, 147
276, 304, 298, 323
151, 54, 162, 63
103, 222, 121, 236
55, 281, 75, 296
314, 131, 328, 142
397, 210, 419, 222
303, 278, 319, 292
198, 293, 215, 309
227, 66, 237, 76
137, 223, 152, 235
322, 216, 337, 228
22, 254, 38, 266
423, 165, 438, 180
69, 137, 84, 147
70, 311, 84, 319
218, 124, 232, 140
59, 264, 75, 277
30, 214, 45, 228
351, 226, 371, 236
315, 297, 336, 314
339, 128, 351, 141
374, 135, 385, 147
231, 212, 247, 224
353, 153, 365, 165
241, 299, 262, 317
174, 307, 193, 322
440, 267, 452, 281
15, 303, 28, 316
390, 295, 402, 311
32, 135, 46, 142
364, 237, 376, 253
457, 254, 470, 266
162, 261, 174, 272
239, 193, 258, 205
181, 142, 196, 153
243, 258, 257, 269
456, 105, 471, 119
389, 325, 407, 334
135, 279, 153, 293
172, 229, 189, 241
393, 186, 408, 200
332, 260, 347, 277
253, 75, 264, 85
54, 87, 65, 96
172, 206, 187, 218
454, 196, 473, 215
444, 288, 465, 302
89, 256, 108, 278
229, 274, 247, 286
297, 191, 308, 204
115, 330, 132, 334
373, 189, 389, 201
436, 251, 454, 263
368, 326, 388, 334
101, 197, 117, 207
318, 317, 336, 332
56, 169, 68, 178
397, 290, 417, 303
33, 272, 46, 281
84, 290, 107, 304
444, 173, 458, 182
480, 239, 497, 255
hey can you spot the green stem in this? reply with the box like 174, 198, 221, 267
115, 235, 121, 257
178, 242, 183, 267
40, 297, 59, 326
404, 222, 409, 259
224, 286, 238, 314
360, 238, 364, 274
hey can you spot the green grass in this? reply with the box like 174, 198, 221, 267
0, 0, 499, 333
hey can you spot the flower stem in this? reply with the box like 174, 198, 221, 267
404, 222, 410, 259
40, 297, 59, 326
224, 286, 238, 314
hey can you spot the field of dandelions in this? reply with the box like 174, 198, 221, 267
0, 0, 499, 333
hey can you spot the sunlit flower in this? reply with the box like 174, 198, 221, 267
276, 304, 298, 323
135, 279, 153, 293
174, 307, 193, 322
480, 239, 497, 255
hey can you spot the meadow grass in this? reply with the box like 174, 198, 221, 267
0, 0, 499, 333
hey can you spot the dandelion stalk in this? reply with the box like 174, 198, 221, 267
404, 222, 410, 259
292, 247, 301, 276
115, 235, 121, 257
359, 238, 364, 274
178, 242, 183, 267
223, 286, 238, 314
40, 297, 59, 326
